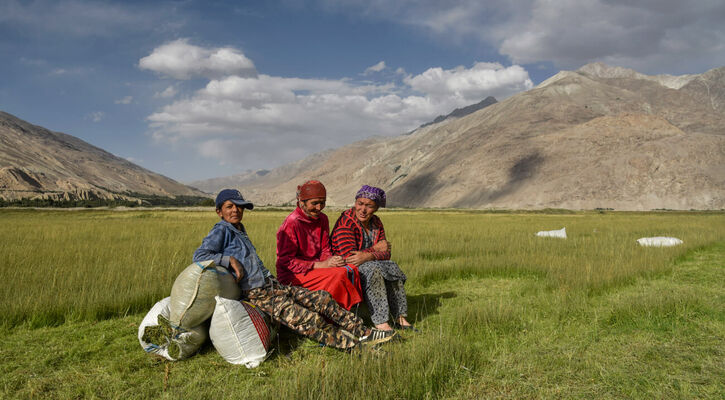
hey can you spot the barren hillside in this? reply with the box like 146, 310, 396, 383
179, 63, 725, 210
0, 112, 208, 203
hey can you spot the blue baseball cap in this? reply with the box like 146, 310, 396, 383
215, 189, 254, 210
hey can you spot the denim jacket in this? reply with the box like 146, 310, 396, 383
193, 219, 272, 291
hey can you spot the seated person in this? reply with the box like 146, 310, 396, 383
276, 180, 362, 310
193, 188, 395, 350
331, 185, 416, 332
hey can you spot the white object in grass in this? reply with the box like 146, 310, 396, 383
209, 296, 276, 368
636, 237, 683, 247
169, 260, 241, 330
536, 227, 567, 239
138, 297, 208, 361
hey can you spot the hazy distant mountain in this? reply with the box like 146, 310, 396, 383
189, 169, 271, 194
416, 96, 498, 130
0, 111, 208, 203
187, 63, 725, 210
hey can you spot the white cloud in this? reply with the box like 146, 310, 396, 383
148, 64, 530, 142
494, 0, 725, 73
404, 62, 532, 103
49, 67, 89, 76
364, 61, 386, 75
86, 111, 105, 122
319, 0, 725, 74
143, 42, 533, 169
154, 85, 178, 98
115, 96, 133, 104
139, 39, 257, 80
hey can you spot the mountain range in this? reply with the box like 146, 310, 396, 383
191, 62, 725, 210
0, 111, 207, 204
3, 62, 723, 210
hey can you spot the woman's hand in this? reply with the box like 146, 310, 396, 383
328, 255, 346, 267
314, 255, 346, 269
345, 251, 374, 266
371, 240, 391, 252
229, 256, 244, 283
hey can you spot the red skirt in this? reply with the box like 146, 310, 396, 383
282, 266, 362, 310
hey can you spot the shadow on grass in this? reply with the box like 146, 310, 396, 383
270, 324, 310, 357
261, 291, 457, 359
352, 291, 457, 327
408, 292, 457, 324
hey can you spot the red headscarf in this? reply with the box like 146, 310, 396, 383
297, 180, 326, 201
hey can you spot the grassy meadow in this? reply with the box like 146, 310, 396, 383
0, 208, 723, 399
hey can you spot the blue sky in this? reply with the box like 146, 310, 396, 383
1, 0, 724, 183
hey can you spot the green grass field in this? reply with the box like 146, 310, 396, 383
1, 208, 723, 399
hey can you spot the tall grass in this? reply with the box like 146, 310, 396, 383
1, 209, 723, 399
386, 210, 723, 291
0, 209, 722, 328
0, 209, 220, 327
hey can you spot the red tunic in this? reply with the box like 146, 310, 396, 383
276, 207, 362, 310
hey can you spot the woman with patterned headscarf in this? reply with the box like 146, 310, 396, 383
276, 180, 363, 310
331, 185, 416, 332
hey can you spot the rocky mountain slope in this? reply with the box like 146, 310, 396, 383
190, 62, 725, 210
0, 111, 208, 203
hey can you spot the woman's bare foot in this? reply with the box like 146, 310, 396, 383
375, 322, 394, 331
397, 317, 412, 327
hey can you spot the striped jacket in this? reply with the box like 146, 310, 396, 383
331, 208, 390, 260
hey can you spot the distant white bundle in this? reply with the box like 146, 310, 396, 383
637, 237, 683, 247
138, 297, 208, 361
535, 227, 567, 239
209, 296, 276, 368
169, 260, 241, 329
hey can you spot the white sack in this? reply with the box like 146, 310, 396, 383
637, 237, 683, 247
536, 227, 567, 239
169, 260, 241, 329
209, 296, 276, 368
138, 297, 208, 361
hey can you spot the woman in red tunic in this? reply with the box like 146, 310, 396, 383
275, 180, 363, 310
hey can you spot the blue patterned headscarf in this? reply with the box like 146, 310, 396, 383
355, 185, 386, 208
